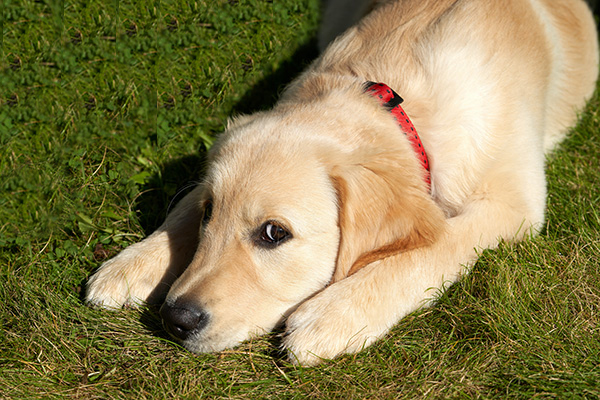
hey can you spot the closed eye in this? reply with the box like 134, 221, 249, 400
254, 221, 292, 248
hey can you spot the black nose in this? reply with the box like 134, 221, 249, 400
159, 300, 209, 341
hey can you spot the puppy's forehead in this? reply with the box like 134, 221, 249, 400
208, 121, 323, 194
208, 143, 320, 201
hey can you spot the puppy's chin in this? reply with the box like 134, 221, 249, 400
181, 333, 245, 354
176, 315, 281, 354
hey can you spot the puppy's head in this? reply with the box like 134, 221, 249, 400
160, 86, 445, 353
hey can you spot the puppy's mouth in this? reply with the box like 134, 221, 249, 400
157, 299, 258, 353
157, 297, 299, 353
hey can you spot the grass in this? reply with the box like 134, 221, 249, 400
1, 0, 599, 398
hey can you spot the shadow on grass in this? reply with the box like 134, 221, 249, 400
135, 154, 207, 235
130, 38, 319, 357
231, 39, 319, 115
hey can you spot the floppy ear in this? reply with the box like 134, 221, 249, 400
329, 149, 446, 282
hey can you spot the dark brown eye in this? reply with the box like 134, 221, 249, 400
258, 221, 291, 247
201, 201, 212, 225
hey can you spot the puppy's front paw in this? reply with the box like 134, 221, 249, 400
86, 243, 170, 308
282, 282, 383, 366
86, 257, 148, 308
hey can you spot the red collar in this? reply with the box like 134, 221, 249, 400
364, 82, 431, 188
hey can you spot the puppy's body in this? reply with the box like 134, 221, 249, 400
86, 0, 598, 365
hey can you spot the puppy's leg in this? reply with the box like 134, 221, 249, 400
86, 186, 203, 308
284, 172, 545, 365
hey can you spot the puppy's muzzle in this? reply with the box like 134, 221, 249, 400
159, 300, 209, 341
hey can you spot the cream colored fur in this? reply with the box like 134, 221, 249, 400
86, 0, 598, 365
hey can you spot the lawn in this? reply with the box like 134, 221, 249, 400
1, 0, 599, 398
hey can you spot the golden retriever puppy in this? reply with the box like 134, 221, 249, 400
86, 0, 598, 365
